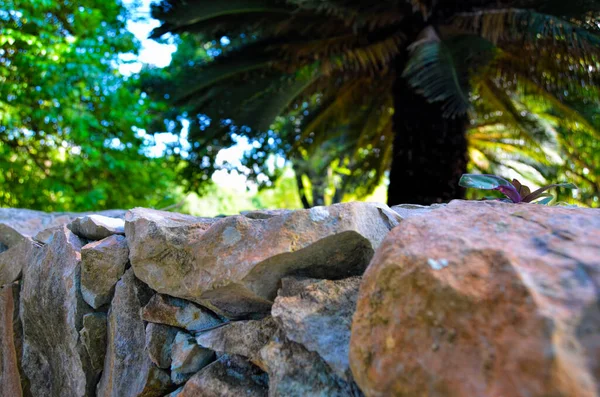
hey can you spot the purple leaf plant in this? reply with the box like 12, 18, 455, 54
459, 174, 577, 204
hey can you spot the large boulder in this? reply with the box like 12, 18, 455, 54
272, 276, 361, 380
0, 208, 125, 249
19, 226, 96, 397
350, 200, 600, 397
126, 203, 394, 318
80, 235, 129, 309
97, 269, 173, 397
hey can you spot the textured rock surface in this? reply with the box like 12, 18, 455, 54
79, 313, 108, 377
19, 226, 95, 397
126, 203, 393, 318
68, 215, 126, 240
0, 283, 25, 397
272, 276, 360, 380
0, 208, 125, 248
81, 235, 129, 309
170, 331, 215, 384
146, 323, 178, 369
260, 330, 361, 397
141, 293, 222, 331
97, 269, 172, 397
0, 238, 39, 286
178, 354, 268, 397
195, 317, 277, 370
351, 200, 600, 397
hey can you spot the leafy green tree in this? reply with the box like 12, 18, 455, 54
0, 0, 181, 211
149, 0, 600, 205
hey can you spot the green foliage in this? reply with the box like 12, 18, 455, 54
181, 168, 303, 216
0, 0, 181, 211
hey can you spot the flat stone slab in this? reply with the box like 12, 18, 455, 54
141, 293, 222, 332
146, 323, 178, 369
68, 215, 125, 241
126, 203, 394, 318
170, 331, 215, 384
0, 283, 24, 397
272, 276, 361, 380
19, 227, 95, 396
0, 238, 40, 286
97, 269, 172, 397
195, 317, 277, 370
81, 235, 129, 309
178, 354, 268, 397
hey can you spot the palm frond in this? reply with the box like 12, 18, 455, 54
451, 9, 600, 51
403, 30, 495, 117
175, 57, 273, 104
151, 0, 291, 37
314, 32, 404, 75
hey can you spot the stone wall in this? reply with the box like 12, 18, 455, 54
0, 201, 598, 397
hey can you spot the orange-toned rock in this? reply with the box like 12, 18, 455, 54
0, 283, 24, 397
350, 200, 600, 397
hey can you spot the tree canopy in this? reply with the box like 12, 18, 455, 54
0, 0, 181, 211
148, 0, 600, 207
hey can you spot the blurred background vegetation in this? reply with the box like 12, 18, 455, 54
1, 0, 598, 215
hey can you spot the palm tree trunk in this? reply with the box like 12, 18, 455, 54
387, 54, 468, 206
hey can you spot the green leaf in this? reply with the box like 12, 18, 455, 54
459, 174, 513, 189
533, 195, 554, 205
522, 183, 578, 202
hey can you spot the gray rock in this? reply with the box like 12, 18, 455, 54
145, 323, 177, 369
19, 226, 95, 396
0, 208, 125, 248
79, 313, 107, 378
141, 294, 222, 332
272, 277, 360, 380
165, 387, 184, 397
0, 283, 26, 396
68, 215, 125, 240
240, 209, 291, 219
260, 330, 361, 397
171, 331, 215, 385
81, 235, 129, 309
0, 238, 40, 286
178, 354, 268, 397
195, 317, 277, 370
390, 203, 446, 220
97, 269, 172, 397
126, 203, 394, 318
33, 225, 64, 244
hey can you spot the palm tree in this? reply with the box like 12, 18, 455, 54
150, 0, 600, 205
